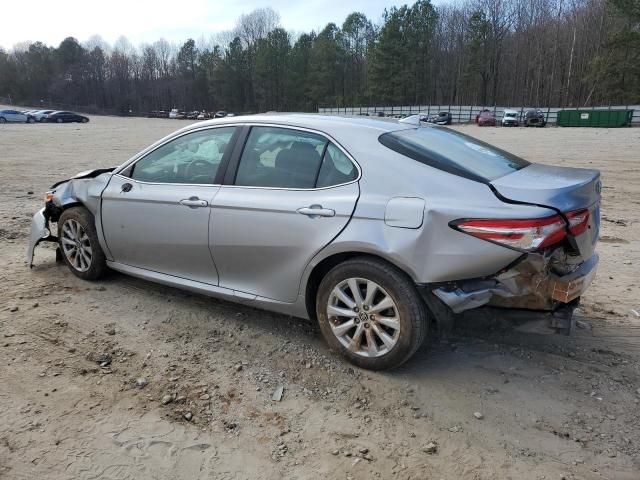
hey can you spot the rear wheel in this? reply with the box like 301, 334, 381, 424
27, 117, 35, 123
58, 207, 107, 280
0, 117, 6, 124
57, 118, 63, 123
316, 257, 428, 370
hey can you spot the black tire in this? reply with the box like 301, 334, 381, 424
27, 117, 35, 123
0, 117, 6, 124
81, 118, 89, 123
57, 118, 63, 123
58, 207, 107, 280
316, 257, 428, 370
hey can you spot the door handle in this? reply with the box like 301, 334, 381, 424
180, 197, 208, 208
297, 205, 335, 218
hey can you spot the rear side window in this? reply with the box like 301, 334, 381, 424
234, 126, 357, 189
379, 127, 529, 182
316, 143, 358, 188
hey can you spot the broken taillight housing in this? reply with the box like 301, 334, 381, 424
451, 208, 589, 252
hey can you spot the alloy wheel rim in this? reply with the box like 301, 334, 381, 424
61, 219, 92, 272
327, 278, 400, 358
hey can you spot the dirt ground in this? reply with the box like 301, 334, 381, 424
1, 112, 639, 480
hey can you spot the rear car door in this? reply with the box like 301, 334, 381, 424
101, 126, 238, 284
8, 110, 24, 122
210, 125, 360, 302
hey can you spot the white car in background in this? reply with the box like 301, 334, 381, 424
31, 110, 55, 122
0, 109, 35, 123
502, 109, 519, 127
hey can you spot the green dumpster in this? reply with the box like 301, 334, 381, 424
556, 109, 634, 127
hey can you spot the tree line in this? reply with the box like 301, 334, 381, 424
0, 0, 637, 115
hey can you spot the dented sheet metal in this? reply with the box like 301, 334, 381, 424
26, 169, 114, 266
433, 250, 599, 313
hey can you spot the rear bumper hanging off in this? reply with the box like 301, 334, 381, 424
430, 252, 599, 314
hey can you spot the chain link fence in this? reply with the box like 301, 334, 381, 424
318, 104, 640, 125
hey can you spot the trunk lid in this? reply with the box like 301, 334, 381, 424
490, 163, 601, 258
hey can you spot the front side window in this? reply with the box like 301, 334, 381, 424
379, 127, 529, 182
130, 127, 236, 184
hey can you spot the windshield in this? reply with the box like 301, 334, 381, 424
379, 127, 530, 182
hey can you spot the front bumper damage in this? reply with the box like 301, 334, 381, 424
423, 248, 598, 332
26, 207, 58, 267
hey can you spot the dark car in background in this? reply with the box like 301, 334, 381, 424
523, 109, 546, 127
45, 111, 89, 123
476, 109, 496, 126
426, 111, 452, 125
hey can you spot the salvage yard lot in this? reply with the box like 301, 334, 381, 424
1, 114, 639, 479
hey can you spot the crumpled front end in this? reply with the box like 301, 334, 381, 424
26, 207, 57, 267
26, 167, 115, 267
431, 247, 598, 314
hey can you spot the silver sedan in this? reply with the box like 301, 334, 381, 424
27, 114, 600, 370
0, 109, 35, 123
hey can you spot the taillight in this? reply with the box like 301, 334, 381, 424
451, 208, 589, 252
452, 216, 566, 251
566, 208, 589, 236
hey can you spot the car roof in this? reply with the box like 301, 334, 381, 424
191, 113, 408, 138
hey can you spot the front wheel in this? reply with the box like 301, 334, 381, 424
316, 257, 428, 370
57, 118, 63, 123
58, 207, 107, 280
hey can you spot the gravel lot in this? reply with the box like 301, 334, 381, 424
1, 113, 639, 479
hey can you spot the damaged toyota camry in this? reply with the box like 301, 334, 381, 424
27, 115, 600, 370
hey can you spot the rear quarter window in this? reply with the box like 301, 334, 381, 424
379, 127, 529, 182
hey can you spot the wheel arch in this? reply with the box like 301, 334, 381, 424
304, 250, 420, 322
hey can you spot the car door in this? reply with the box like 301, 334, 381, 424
101, 126, 238, 284
8, 110, 23, 122
210, 125, 360, 302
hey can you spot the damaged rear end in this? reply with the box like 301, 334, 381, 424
430, 163, 601, 332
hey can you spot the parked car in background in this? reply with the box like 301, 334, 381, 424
523, 109, 546, 127
169, 109, 187, 119
426, 111, 452, 125
214, 111, 228, 118
28, 115, 600, 370
0, 109, 35, 123
197, 111, 210, 120
502, 109, 519, 127
476, 109, 496, 126
45, 111, 89, 123
31, 110, 55, 122
186, 111, 201, 120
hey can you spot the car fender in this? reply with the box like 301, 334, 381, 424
28, 169, 116, 266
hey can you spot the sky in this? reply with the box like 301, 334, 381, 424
2, 0, 452, 50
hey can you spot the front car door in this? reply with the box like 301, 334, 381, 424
210, 125, 360, 302
101, 126, 238, 284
